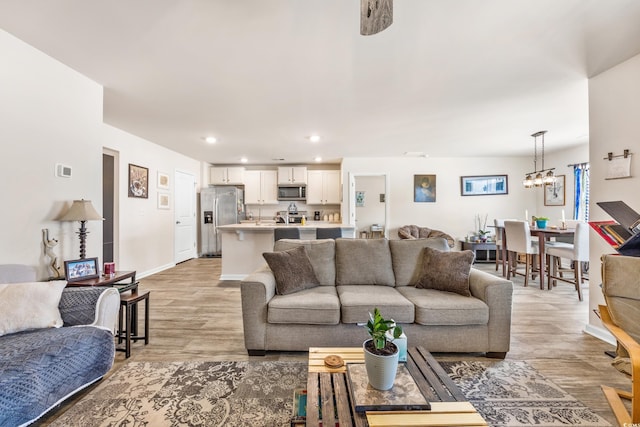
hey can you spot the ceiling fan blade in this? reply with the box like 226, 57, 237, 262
360, 0, 393, 35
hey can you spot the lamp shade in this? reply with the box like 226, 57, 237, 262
59, 200, 104, 221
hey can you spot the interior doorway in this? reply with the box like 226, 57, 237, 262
348, 173, 389, 238
102, 148, 119, 264
174, 170, 197, 263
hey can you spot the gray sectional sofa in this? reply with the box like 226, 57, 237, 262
0, 264, 120, 427
241, 238, 513, 358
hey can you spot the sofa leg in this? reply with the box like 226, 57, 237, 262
247, 349, 266, 356
486, 352, 507, 359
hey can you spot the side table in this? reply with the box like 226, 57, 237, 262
460, 241, 497, 263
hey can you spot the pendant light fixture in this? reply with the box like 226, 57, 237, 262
523, 130, 555, 188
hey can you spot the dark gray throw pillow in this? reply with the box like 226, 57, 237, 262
263, 246, 320, 295
415, 247, 475, 297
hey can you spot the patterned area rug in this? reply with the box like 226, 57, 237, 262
51, 360, 610, 427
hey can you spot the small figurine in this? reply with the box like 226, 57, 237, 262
42, 228, 64, 279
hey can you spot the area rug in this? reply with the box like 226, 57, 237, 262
50, 360, 610, 427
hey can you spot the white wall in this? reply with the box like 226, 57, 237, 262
0, 29, 201, 279
342, 156, 537, 243
0, 30, 103, 278
586, 52, 640, 340
103, 125, 201, 275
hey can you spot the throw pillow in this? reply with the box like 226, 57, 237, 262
415, 247, 475, 297
263, 246, 320, 295
0, 281, 67, 336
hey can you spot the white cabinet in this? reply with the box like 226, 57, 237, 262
244, 170, 278, 205
210, 167, 244, 184
307, 170, 341, 205
277, 166, 307, 184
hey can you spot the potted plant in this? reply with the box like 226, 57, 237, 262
363, 308, 403, 390
533, 216, 550, 229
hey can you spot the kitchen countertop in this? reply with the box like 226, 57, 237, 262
217, 221, 354, 231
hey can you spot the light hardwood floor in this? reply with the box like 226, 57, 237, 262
41, 257, 628, 426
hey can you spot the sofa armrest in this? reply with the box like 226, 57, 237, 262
240, 265, 277, 352
59, 287, 120, 333
469, 268, 513, 352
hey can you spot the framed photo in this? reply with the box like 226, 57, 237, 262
355, 191, 365, 207
157, 171, 170, 190
414, 175, 436, 202
128, 164, 149, 198
460, 175, 508, 196
158, 192, 170, 209
64, 257, 100, 282
545, 174, 565, 206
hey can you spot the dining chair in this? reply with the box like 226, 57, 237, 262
493, 219, 507, 276
504, 220, 539, 287
274, 227, 300, 242
316, 227, 342, 239
545, 222, 589, 300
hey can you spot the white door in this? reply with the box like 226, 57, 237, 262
175, 170, 196, 263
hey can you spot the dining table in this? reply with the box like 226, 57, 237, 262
497, 225, 575, 290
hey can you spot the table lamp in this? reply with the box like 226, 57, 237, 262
59, 199, 104, 259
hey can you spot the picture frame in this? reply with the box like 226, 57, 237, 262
158, 192, 170, 210
544, 174, 565, 206
460, 175, 508, 196
128, 164, 149, 198
355, 191, 365, 207
414, 174, 436, 202
64, 257, 100, 282
157, 171, 170, 190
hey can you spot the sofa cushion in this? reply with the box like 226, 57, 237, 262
268, 286, 340, 324
263, 246, 320, 295
0, 281, 66, 336
336, 239, 395, 286
389, 238, 450, 286
274, 239, 336, 285
397, 287, 489, 325
415, 247, 475, 297
337, 285, 414, 323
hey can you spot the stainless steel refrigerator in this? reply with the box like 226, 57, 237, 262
200, 186, 245, 257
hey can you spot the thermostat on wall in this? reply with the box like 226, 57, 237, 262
56, 163, 72, 178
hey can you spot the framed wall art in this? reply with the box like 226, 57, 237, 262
64, 257, 99, 282
460, 175, 508, 196
356, 191, 365, 207
157, 171, 170, 190
544, 174, 565, 206
158, 193, 170, 210
414, 175, 436, 202
128, 164, 149, 198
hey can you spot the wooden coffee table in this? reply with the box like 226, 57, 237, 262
305, 346, 487, 427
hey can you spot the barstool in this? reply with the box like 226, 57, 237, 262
118, 289, 150, 358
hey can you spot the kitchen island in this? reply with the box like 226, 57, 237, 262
216, 222, 356, 280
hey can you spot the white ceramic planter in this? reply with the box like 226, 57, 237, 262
363, 339, 399, 390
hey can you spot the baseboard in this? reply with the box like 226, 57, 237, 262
584, 323, 616, 346
137, 263, 176, 279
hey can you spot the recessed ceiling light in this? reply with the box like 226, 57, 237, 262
240, 157, 248, 163
314, 156, 322, 162
205, 136, 217, 144
308, 134, 321, 143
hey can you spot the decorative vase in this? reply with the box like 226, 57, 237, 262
536, 219, 548, 229
363, 339, 399, 390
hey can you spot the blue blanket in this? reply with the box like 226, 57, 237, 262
0, 325, 114, 426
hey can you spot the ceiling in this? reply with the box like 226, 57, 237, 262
2, 1, 640, 165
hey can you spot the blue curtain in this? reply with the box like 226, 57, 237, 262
573, 164, 590, 221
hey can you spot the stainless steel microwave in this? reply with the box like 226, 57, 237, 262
277, 185, 306, 201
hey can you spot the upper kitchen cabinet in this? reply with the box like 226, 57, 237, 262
307, 170, 341, 205
210, 166, 245, 185
277, 166, 307, 185
244, 170, 279, 205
